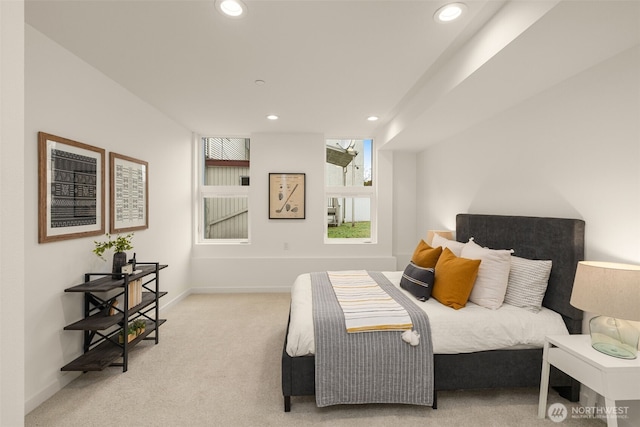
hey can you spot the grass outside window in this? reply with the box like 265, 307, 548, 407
327, 221, 370, 239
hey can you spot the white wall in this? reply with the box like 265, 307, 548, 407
191, 133, 396, 291
24, 26, 193, 413
412, 45, 640, 427
392, 152, 417, 268
1, 1, 25, 425
413, 45, 640, 262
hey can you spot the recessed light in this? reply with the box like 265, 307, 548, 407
434, 3, 466, 23
255, 79, 265, 86
216, 0, 247, 18
367, 116, 379, 122
266, 115, 279, 120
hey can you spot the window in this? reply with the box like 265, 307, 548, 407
198, 137, 250, 242
325, 139, 374, 242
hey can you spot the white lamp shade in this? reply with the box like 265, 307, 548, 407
570, 261, 640, 322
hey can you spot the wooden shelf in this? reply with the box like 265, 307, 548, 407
61, 320, 166, 371
64, 292, 167, 331
65, 264, 168, 293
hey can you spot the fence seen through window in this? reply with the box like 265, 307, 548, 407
201, 137, 250, 241
326, 139, 373, 240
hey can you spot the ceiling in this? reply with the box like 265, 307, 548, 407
25, 1, 640, 151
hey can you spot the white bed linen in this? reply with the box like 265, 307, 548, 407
286, 271, 569, 357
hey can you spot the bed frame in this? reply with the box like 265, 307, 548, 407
281, 214, 585, 412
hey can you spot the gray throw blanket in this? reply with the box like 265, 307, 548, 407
312, 271, 434, 407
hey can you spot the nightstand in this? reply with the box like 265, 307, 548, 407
538, 334, 640, 427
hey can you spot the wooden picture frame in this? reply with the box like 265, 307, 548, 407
110, 152, 149, 233
38, 132, 105, 243
269, 173, 305, 219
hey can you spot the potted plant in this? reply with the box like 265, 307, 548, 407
119, 323, 138, 344
133, 319, 146, 336
93, 233, 134, 278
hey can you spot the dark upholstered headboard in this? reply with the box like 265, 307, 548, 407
456, 214, 585, 334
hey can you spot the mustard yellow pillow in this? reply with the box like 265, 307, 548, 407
411, 240, 443, 268
432, 248, 481, 310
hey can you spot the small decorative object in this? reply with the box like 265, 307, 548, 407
121, 264, 133, 275
38, 132, 105, 243
118, 320, 146, 343
133, 319, 146, 336
128, 252, 137, 271
269, 173, 305, 219
112, 252, 127, 278
110, 152, 148, 233
119, 324, 137, 344
108, 299, 119, 316
93, 232, 134, 278
570, 261, 640, 359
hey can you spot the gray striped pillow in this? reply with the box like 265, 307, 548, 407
504, 256, 552, 312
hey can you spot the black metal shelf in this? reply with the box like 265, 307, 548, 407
61, 319, 166, 371
64, 263, 168, 293
61, 262, 167, 372
63, 291, 168, 331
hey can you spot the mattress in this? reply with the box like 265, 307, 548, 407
286, 271, 569, 357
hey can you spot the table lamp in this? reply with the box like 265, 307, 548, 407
570, 261, 640, 359
426, 230, 454, 246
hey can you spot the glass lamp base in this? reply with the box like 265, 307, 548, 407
589, 316, 639, 360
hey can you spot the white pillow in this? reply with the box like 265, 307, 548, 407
461, 238, 513, 310
431, 233, 465, 257
504, 256, 552, 312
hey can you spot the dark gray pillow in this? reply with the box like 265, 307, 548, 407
400, 262, 434, 302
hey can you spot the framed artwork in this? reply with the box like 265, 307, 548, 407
38, 132, 105, 243
269, 173, 305, 219
110, 152, 148, 233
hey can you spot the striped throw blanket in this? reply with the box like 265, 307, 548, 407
327, 270, 413, 333
312, 271, 434, 407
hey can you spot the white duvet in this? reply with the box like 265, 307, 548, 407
285, 271, 569, 357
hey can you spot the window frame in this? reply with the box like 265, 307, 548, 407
324, 138, 376, 244
196, 136, 250, 244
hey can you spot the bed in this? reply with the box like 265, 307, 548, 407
281, 213, 585, 412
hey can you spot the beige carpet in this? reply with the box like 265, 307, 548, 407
26, 293, 603, 427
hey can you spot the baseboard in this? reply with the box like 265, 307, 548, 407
25, 371, 81, 415
158, 287, 192, 311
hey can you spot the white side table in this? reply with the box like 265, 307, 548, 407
538, 334, 640, 427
